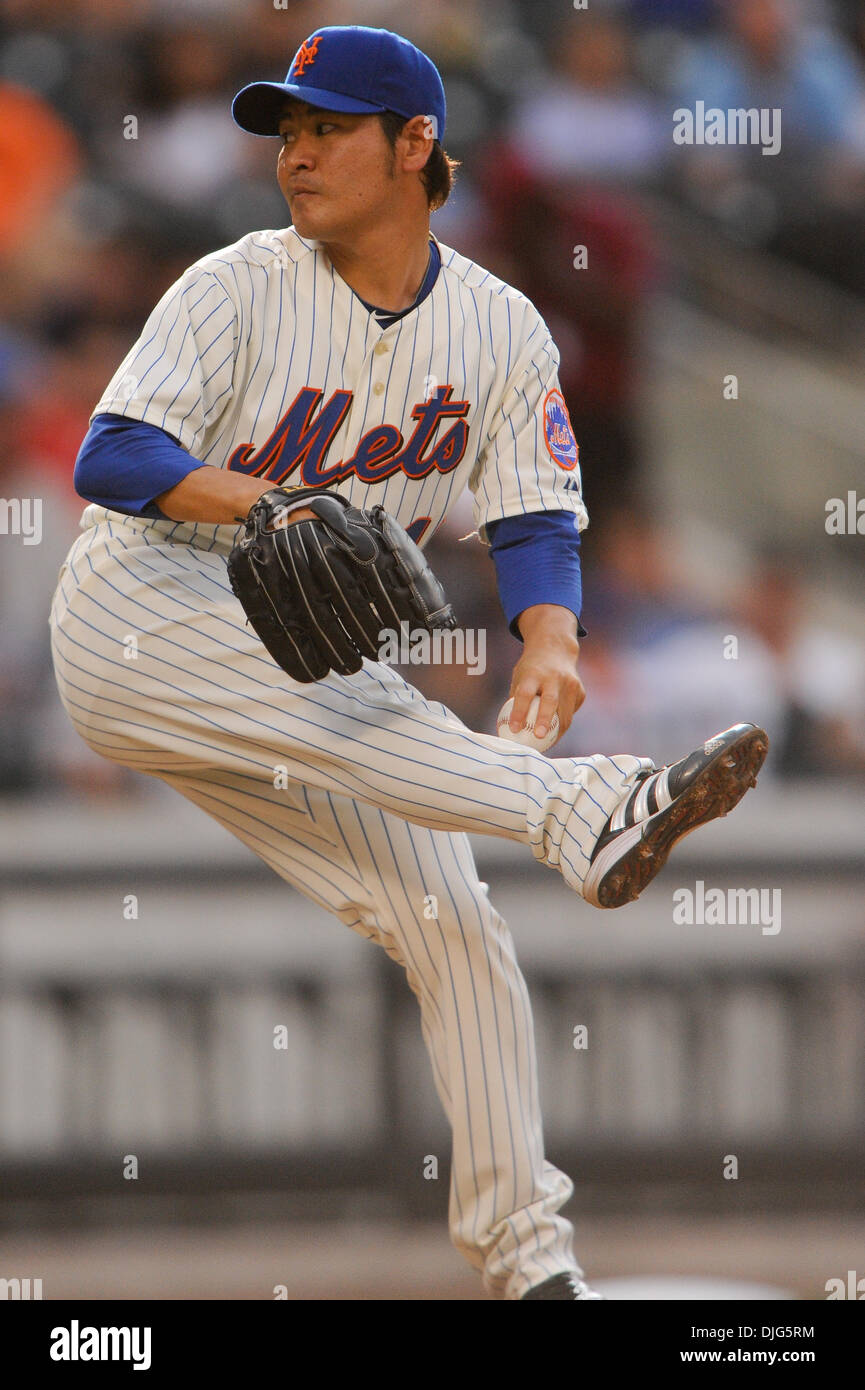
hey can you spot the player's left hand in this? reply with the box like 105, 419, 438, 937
227, 487, 457, 683
508, 605, 586, 745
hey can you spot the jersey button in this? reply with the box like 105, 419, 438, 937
374, 342, 390, 355
374, 381, 385, 395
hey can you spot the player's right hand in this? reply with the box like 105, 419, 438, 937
509, 605, 586, 743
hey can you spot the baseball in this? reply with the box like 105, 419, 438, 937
496, 696, 560, 752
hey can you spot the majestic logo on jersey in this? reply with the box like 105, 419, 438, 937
291, 36, 322, 77
227, 385, 471, 489
543, 389, 578, 470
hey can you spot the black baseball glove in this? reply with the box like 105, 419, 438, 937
227, 487, 457, 682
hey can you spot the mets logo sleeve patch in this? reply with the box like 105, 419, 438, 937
469, 309, 588, 542
543, 389, 578, 470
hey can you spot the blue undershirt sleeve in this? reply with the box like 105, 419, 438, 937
74, 413, 210, 519
486, 510, 587, 642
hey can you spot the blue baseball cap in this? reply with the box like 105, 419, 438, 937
231, 25, 446, 142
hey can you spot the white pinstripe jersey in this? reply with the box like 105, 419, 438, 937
83, 226, 588, 552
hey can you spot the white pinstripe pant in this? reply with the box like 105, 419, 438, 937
49, 522, 651, 1299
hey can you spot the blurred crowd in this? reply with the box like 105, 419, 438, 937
1, 0, 864, 795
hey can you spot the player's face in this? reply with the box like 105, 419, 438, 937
276, 102, 401, 240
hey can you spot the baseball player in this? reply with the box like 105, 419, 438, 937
49, 26, 767, 1300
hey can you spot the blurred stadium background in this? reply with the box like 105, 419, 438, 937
1, 0, 863, 1300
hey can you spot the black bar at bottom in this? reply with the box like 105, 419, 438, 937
5, 1296, 859, 1374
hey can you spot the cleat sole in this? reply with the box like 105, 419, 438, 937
587, 726, 769, 910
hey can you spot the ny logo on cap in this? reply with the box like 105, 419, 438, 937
292, 35, 322, 77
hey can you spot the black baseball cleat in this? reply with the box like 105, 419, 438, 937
583, 723, 769, 910
521, 1272, 605, 1300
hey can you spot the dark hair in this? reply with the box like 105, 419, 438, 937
378, 110, 460, 210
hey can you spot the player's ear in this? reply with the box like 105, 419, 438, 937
398, 114, 436, 173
